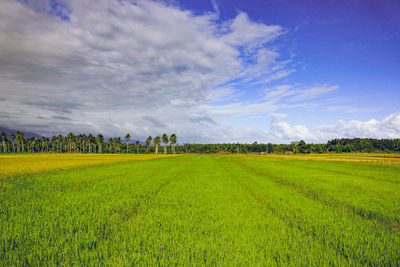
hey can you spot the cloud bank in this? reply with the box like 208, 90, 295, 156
0, 0, 398, 143
0, 0, 286, 140
264, 112, 400, 143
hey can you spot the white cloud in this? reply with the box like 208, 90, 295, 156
0, 0, 391, 143
222, 12, 282, 47
264, 84, 338, 103
0, 0, 287, 141
263, 112, 400, 143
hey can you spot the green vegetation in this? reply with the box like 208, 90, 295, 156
1, 154, 399, 265
2, 130, 400, 154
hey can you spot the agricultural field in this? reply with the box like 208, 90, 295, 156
1, 153, 399, 265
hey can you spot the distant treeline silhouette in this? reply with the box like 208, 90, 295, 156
0, 131, 399, 154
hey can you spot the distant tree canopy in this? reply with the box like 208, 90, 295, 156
0, 131, 399, 154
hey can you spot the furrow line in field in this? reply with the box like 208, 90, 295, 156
97, 179, 172, 244
218, 161, 354, 264
225, 158, 400, 233
267, 160, 400, 184
126, 180, 171, 222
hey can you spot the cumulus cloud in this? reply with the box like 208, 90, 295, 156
264, 112, 400, 143
0, 0, 288, 141
0, 0, 394, 143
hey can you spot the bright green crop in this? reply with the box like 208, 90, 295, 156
1, 154, 399, 265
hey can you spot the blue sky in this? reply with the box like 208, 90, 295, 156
0, 0, 399, 143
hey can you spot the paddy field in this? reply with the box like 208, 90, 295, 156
1, 153, 399, 265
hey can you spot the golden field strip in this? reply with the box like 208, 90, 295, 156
0, 154, 180, 178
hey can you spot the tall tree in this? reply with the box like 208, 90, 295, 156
30, 137, 36, 153
51, 136, 57, 152
17, 131, 24, 153
125, 133, 131, 153
66, 132, 75, 153
170, 134, 177, 154
135, 140, 140, 154
88, 134, 95, 153
107, 138, 114, 153
115, 137, 122, 153
145, 136, 152, 154
1, 132, 7, 153
97, 134, 104, 154
10, 133, 15, 153
153, 136, 161, 154
162, 133, 169, 154
57, 135, 64, 153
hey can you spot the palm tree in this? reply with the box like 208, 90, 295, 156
45, 137, 50, 152
66, 132, 75, 153
135, 140, 140, 154
51, 136, 57, 152
115, 137, 122, 153
107, 138, 113, 153
39, 137, 46, 152
30, 137, 36, 153
16, 131, 24, 153
1, 132, 8, 153
125, 133, 131, 153
96, 134, 104, 154
145, 136, 152, 154
153, 136, 161, 154
88, 134, 95, 153
57, 135, 64, 153
170, 134, 177, 154
10, 133, 15, 153
162, 133, 169, 154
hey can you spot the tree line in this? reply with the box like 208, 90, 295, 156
0, 131, 399, 154
175, 138, 400, 154
0, 131, 177, 154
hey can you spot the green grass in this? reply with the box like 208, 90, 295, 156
1, 154, 399, 265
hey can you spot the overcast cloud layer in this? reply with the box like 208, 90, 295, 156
0, 0, 399, 143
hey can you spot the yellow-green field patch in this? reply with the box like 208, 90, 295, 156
0, 153, 180, 178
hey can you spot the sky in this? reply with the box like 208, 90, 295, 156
0, 0, 399, 143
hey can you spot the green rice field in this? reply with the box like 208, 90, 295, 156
1, 154, 399, 265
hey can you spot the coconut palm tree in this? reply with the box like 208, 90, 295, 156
170, 134, 177, 154
30, 137, 36, 153
135, 140, 140, 154
88, 134, 95, 153
145, 136, 152, 154
96, 134, 104, 154
125, 133, 131, 153
1, 132, 7, 152
162, 133, 169, 154
66, 132, 75, 153
115, 137, 122, 153
153, 136, 161, 154
107, 138, 113, 153
10, 133, 15, 153
51, 136, 57, 152
40, 137, 47, 152
57, 135, 64, 153
16, 131, 24, 153
45, 137, 50, 152
1, 132, 8, 153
